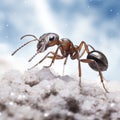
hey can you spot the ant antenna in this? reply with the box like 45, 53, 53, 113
11, 34, 39, 56
11, 39, 38, 56
20, 34, 38, 40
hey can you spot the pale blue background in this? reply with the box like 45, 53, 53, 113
0, 0, 120, 81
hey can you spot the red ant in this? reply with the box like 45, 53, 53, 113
12, 33, 108, 92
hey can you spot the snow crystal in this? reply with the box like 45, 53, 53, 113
0, 68, 120, 120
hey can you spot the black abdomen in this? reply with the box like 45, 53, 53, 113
87, 51, 108, 71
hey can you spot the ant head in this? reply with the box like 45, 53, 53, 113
37, 33, 59, 53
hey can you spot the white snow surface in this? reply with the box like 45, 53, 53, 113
0, 68, 120, 120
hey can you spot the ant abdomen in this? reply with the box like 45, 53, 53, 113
87, 51, 108, 71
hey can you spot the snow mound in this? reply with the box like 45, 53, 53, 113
0, 68, 120, 120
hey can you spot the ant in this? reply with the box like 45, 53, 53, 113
12, 33, 108, 92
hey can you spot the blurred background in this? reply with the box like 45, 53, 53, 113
0, 0, 120, 81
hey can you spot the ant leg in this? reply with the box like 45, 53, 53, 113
63, 56, 68, 75
44, 54, 64, 68
78, 59, 82, 87
80, 59, 109, 93
47, 54, 64, 59
28, 52, 63, 62
45, 54, 66, 75
44, 46, 61, 68
28, 52, 55, 70
46, 54, 66, 75
88, 44, 95, 51
78, 41, 89, 56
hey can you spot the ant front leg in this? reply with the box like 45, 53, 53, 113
44, 54, 64, 67
80, 59, 109, 93
47, 54, 68, 75
28, 52, 55, 70
44, 45, 61, 68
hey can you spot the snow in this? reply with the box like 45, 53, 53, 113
0, 67, 120, 120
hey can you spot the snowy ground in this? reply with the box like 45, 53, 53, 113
0, 67, 120, 120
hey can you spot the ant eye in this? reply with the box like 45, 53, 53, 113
49, 36, 55, 41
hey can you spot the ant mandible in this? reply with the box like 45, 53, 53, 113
12, 33, 108, 92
